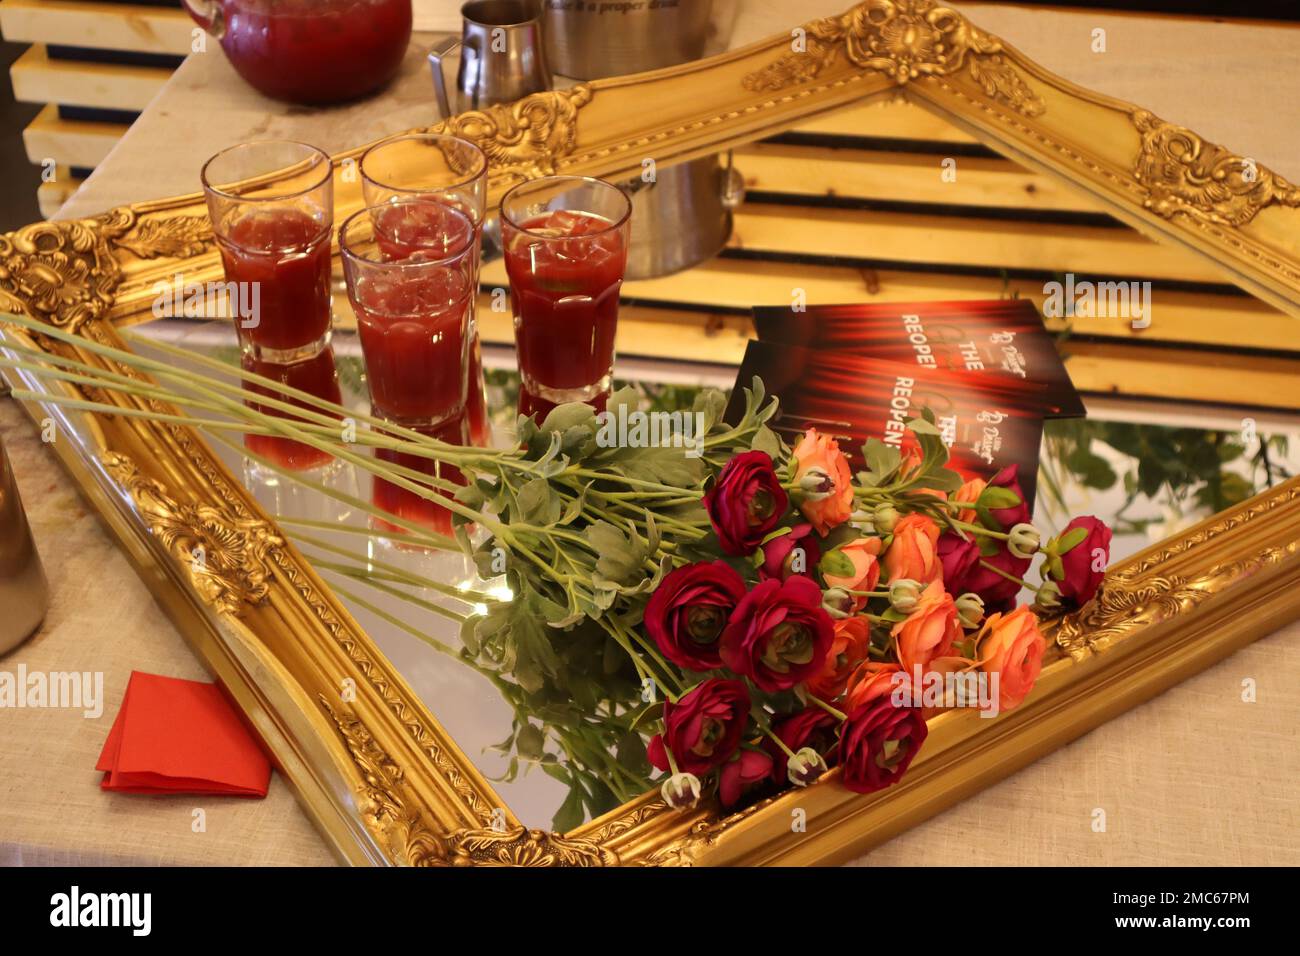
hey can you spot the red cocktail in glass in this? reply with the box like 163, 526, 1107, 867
203, 141, 334, 363
501, 177, 631, 412
242, 346, 343, 471
340, 200, 476, 427
360, 133, 493, 445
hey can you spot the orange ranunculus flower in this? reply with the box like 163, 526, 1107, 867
892, 579, 961, 674
882, 513, 942, 584
791, 428, 854, 535
822, 536, 883, 609
954, 477, 987, 526
898, 428, 924, 478
977, 605, 1045, 712
807, 615, 873, 699
844, 660, 905, 711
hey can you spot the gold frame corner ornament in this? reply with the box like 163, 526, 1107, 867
3, 0, 1300, 865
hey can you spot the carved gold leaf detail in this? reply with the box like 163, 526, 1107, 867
101, 451, 280, 617
116, 214, 214, 260
430, 84, 594, 184
321, 697, 618, 866
1054, 543, 1299, 661
0, 209, 134, 332
743, 0, 1044, 117
1132, 109, 1300, 228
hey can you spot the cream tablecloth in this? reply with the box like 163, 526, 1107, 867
3, 2, 1298, 865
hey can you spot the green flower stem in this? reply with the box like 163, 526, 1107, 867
204, 429, 461, 550
763, 728, 797, 760
291, 530, 502, 604
325, 579, 467, 652
315, 560, 469, 625
807, 693, 848, 722
946, 517, 1010, 541
121, 327, 533, 472
977, 558, 1039, 593
846, 589, 891, 598
275, 515, 455, 552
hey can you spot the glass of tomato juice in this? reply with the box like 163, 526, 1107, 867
500, 176, 631, 413
201, 140, 334, 363
359, 133, 493, 447
339, 198, 477, 427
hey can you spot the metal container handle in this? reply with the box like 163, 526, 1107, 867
720, 150, 746, 210
428, 35, 461, 119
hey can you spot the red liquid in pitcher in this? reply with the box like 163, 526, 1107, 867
353, 253, 472, 423
371, 415, 468, 542
220, 0, 412, 105
242, 347, 342, 471
217, 208, 332, 357
504, 211, 626, 393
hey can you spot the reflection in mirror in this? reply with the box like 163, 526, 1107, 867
128, 319, 1298, 831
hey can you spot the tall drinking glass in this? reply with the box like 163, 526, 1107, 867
500, 176, 631, 411
360, 133, 493, 445
202, 141, 334, 363
339, 199, 477, 426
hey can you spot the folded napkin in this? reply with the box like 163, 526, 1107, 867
96, 671, 271, 797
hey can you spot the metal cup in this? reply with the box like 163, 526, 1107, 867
429, 0, 552, 117
0, 432, 50, 654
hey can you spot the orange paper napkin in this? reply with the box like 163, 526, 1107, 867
96, 671, 271, 797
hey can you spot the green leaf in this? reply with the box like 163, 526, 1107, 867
818, 548, 856, 579
585, 520, 648, 587
515, 722, 545, 759
552, 784, 586, 833
978, 486, 1022, 509
863, 438, 901, 479
629, 700, 664, 732
1055, 526, 1089, 554
751, 423, 783, 458
516, 476, 562, 525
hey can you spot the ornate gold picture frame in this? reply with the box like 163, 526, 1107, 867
3, 1, 1299, 866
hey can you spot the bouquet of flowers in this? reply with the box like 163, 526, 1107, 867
0, 314, 1113, 822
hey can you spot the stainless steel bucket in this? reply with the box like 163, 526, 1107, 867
0, 432, 49, 654
542, 0, 715, 78
542, 0, 736, 279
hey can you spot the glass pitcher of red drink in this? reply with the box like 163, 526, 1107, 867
181, 0, 412, 104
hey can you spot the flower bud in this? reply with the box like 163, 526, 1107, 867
1034, 579, 1063, 613
889, 578, 923, 614
798, 466, 834, 501
849, 509, 876, 533
873, 503, 900, 534
1008, 522, 1041, 559
955, 592, 985, 629
787, 747, 828, 787
660, 772, 702, 810
821, 587, 855, 619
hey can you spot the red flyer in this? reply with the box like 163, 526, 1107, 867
752, 298, 1085, 418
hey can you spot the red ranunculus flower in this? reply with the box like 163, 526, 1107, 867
837, 696, 928, 794
647, 678, 751, 776
704, 450, 789, 556
644, 560, 746, 670
720, 575, 834, 692
759, 523, 821, 582
1055, 515, 1111, 605
719, 748, 774, 808
982, 464, 1029, 531
762, 707, 838, 784
936, 532, 980, 592
954, 541, 1031, 612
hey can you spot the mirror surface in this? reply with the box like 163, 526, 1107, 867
126, 316, 1298, 831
